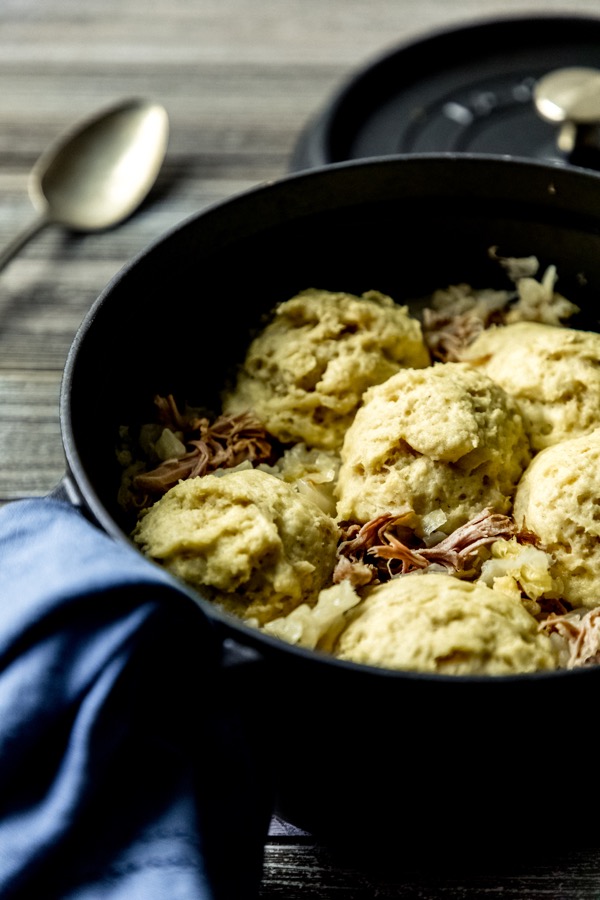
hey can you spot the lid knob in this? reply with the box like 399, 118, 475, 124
534, 67, 600, 165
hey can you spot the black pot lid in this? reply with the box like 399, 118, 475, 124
290, 13, 600, 172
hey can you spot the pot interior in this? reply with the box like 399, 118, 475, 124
60, 153, 600, 848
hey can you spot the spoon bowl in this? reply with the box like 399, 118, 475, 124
0, 98, 169, 272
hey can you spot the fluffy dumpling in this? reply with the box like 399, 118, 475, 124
222, 288, 430, 451
132, 467, 340, 625
461, 321, 600, 451
335, 572, 558, 675
335, 362, 530, 536
513, 427, 600, 609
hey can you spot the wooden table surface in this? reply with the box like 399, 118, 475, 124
3, 1, 600, 896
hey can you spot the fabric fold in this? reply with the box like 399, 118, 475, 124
0, 498, 272, 899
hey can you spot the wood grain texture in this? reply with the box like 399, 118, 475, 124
2, 0, 600, 894
257, 840, 600, 900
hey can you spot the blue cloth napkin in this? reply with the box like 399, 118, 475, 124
0, 498, 272, 899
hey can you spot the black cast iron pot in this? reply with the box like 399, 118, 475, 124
60, 154, 600, 861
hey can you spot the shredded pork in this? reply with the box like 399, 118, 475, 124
422, 299, 508, 362
421, 252, 579, 362
129, 395, 276, 506
539, 608, 600, 668
334, 508, 518, 586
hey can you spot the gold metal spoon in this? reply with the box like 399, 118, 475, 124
0, 98, 169, 273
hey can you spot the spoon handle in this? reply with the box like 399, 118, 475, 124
0, 215, 48, 274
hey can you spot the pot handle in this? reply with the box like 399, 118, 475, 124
48, 471, 84, 507
46, 471, 111, 528
535, 67, 600, 170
